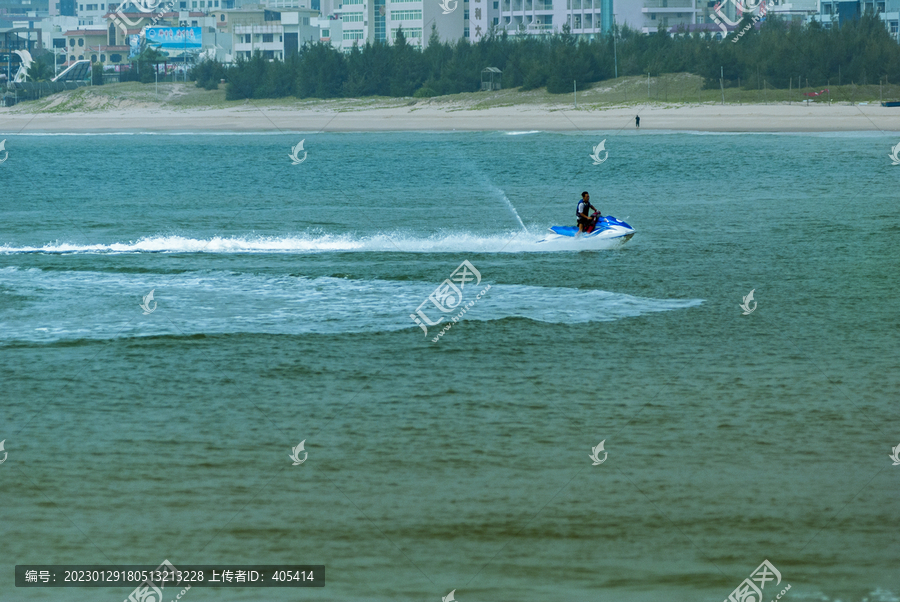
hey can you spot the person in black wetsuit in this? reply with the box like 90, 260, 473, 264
576, 191, 600, 235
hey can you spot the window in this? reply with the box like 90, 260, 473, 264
79, 3, 83, 8
391, 25, 420, 36
245, 34, 251, 42
321, 28, 329, 36
100, 53, 105, 60
342, 12, 363, 20
344, 0, 362, 4
111, 53, 121, 60
70, 54, 75, 60
493, 16, 497, 24
464, 26, 469, 36
302, 16, 309, 24
493, 0, 496, 6
650, 12, 655, 19
279, 35, 282, 41
179, 1, 186, 6
214, 0, 218, 5
262, 33, 273, 42
78, 38, 84, 45
200, 1, 205, 6
91, 53, 97, 60
70, 38, 75, 46
389, 9, 421, 19
220, 13, 224, 19
463, 9, 468, 18
343, 29, 364, 38
78, 54, 84, 59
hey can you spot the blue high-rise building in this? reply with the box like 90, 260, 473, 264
601, 0, 614, 33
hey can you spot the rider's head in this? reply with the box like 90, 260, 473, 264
581, 191, 589, 200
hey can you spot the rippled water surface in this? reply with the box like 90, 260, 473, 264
1, 131, 898, 602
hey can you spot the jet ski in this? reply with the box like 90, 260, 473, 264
537, 212, 636, 247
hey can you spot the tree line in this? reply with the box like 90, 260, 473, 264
23, 12, 900, 96
199, 12, 900, 99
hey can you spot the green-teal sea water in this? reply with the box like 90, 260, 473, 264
1, 130, 898, 602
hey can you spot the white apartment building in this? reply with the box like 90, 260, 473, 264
491, 0, 616, 39
230, 7, 319, 58
331, 0, 463, 50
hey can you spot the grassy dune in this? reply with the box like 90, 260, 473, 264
4, 72, 900, 115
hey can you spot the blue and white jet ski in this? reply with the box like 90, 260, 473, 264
537, 213, 636, 248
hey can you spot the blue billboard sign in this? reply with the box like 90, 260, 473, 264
145, 27, 202, 50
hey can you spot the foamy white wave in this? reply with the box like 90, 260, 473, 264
505, 131, 541, 135
0, 230, 630, 255
0, 268, 702, 343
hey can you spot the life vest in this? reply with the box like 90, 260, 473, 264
576, 200, 590, 217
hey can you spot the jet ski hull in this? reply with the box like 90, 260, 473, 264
537, 216, 635, 248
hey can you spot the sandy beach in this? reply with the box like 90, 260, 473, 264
3, 98, 900, 133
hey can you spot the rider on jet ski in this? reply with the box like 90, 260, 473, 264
576, 191, 600, 234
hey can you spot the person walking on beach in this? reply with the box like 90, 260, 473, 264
635, 115, 640, 128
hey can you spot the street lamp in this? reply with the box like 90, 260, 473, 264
179, 20, 188, 82
613, 14, 617, 79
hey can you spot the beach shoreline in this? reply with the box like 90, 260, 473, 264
3, 100, 900, 133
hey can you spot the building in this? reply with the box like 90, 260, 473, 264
328, 0, 464, 50
227, 6, 318, 58
63, 26, 104, 62
813, 0, 900, 40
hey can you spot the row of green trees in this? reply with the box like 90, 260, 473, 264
22, 11, 900, 96
207, 12, 900, 100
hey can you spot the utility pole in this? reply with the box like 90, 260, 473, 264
574, 80, 576, 108
613, 18, 617, 80
720, 66, 725, 105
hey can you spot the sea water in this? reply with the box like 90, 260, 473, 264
0, 131, 898, 602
